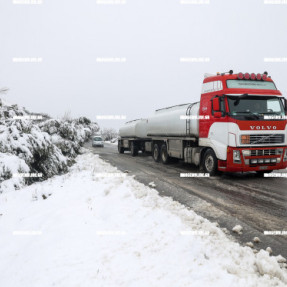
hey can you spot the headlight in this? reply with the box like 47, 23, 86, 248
242, 150, 251, 156
284, 149, 287, 162
233, 150, 241, 163
241, 135, 250, 144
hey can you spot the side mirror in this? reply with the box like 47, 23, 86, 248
214, 112, 222, 118
285, 98, 287, 115
213, 97, 220, 112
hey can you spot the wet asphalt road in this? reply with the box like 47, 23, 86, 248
86, 142, 287, 259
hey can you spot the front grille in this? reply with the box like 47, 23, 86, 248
249, 134, 284, 144
250, 149, 276, 156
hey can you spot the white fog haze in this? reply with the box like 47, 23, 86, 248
0, 0, 287, 129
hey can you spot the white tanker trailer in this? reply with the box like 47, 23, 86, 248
118, 102, 202, 167
119, 119, 148, 138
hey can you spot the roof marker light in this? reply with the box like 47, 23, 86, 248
238, 72, 244, 79
244, 73, 250, 80
262, 74, 268, 80
250, 73, 256, 80
256, 73, 262, 80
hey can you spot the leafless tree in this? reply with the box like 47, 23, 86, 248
61, 110, 73, 122
101, 128, 118, 141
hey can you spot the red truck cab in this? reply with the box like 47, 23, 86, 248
198, 71, 287, 173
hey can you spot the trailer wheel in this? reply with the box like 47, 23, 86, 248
203, 149, 218, 176
130, 142, 138, 157
118, 142, 124, 154
160, 144, 170, 164
152, 144, 160, 162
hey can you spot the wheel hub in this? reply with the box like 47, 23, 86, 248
205, 155, 214, 172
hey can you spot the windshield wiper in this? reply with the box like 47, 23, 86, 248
261, 111, 281, 115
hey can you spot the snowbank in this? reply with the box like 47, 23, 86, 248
0, 152, 286, 287
104, 138, 118, 145
0, 98, 98, 193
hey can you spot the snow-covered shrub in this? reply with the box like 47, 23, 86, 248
39, 116, 96, 157
0, 153, 30, 191
39, 119, 60, 135
0, 98, 99, 192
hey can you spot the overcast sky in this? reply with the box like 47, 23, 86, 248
0, 0, 287, 130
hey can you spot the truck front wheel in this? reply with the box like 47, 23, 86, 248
152, 144, 160, 162
160, 144, 170, 164
203, 149, 218, 176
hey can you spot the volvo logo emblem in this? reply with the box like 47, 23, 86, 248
250, 126, 277, 130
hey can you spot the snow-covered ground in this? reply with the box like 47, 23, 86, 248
0, 151, 286, 287
104, 139, 118, 145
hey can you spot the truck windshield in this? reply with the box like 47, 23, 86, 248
226, 80, 276, 90
227, 96, 285, 120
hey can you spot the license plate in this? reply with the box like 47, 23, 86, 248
259, 166, 268, 170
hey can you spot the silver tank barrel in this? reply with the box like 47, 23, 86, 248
146, 103, 199, 137
119, 102, 200, 138
119, 119, 148, 138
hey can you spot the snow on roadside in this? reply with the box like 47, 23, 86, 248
0, 152, 286, 287
0, 98, 98, 193
104, 139, 118, 145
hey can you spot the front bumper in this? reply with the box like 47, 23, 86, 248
218, 146, 287, 172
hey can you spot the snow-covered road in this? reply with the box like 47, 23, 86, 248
87, 142, 287, 259
0, 152, 286, 287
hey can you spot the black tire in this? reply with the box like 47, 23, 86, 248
130, 142, 138, 157
203, 149, 218, 176
160, 144, 170, 164
152, 144, 160, 162
118, 142, 124, 154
